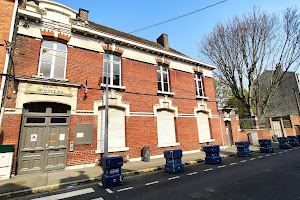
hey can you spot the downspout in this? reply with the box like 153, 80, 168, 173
0, 0, 19, 128
218, 109, 225, 149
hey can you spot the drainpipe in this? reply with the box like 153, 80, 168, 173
0, 0, 19, 128
218, 110, 225, 149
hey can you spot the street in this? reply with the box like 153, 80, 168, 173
16, 147, 300, 200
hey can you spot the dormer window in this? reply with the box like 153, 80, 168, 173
195, 73, 204, 97
38, 41, 67, 79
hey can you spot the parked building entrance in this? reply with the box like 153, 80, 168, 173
17, 103, 70, 175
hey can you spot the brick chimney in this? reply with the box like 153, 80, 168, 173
157, 33, 169, 50
78, 8, 89, 21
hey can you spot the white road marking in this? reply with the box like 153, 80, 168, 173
117, 187, 133, 192
32, 188, 95, 200
289, 149, 293, 151
229, 163, 237, 166
92, 198, 104, 200
284, 150, 288, 152
240, 160, 247, 163
258, 156, 263, 158
98, 183, 103, 187
168, 176, 180, 180
250, 158, 256, 160
105, 188, 113, 194
273, 153, 277, 155
217, 165, 226, 168
145, 181, 159, 186
203, 168, 213, 172
279, 152, 283, 154
265, 154, 270, 157
187, 172, 198, 176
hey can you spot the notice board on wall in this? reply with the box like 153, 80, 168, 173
75, 123, 93, 145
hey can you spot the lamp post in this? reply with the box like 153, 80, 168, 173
104, 38, 112, 157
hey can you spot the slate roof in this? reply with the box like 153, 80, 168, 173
88, 21, 188, 58
259, 71, 300, 118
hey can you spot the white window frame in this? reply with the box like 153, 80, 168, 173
102, 53, 122, 86
157, 65, 170, 92
37, 41, 68, 79
195, 73, 204, 97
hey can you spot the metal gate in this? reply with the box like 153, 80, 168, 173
272, 121, 283, 138
17, 103, 70, 175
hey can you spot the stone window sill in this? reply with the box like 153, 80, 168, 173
196, 95, 209, 100
157, 90, 175, 96
100, 83, 126, 90
95, 147, 130, 154
158, 142, 180, 148
199, 139, 215, 143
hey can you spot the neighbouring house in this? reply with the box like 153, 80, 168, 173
0, 0, 228, 176
258, 70, 300, 140
220, 70, 300, 145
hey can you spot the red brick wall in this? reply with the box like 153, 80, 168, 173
5, 34, 223, 170
67, 46, 103, 110
239, 129, 272, 140
175, 117, 200, 151
14, 35, 41, 76
288, 115, 300, 136
0, 0, 14, 73
125, 116, 158, 158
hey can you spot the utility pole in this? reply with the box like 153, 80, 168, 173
104, 38, 112, 157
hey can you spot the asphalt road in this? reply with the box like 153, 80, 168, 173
17, 147, 300, 200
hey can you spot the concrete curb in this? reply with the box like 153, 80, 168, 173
0, 153, 240, 199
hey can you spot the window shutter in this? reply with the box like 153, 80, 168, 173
108, 107, 126, 148
157, 110, 176, 144
98, 107, 125, 152
197, 112, 211, 141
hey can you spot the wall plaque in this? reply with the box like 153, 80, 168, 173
27, 84, 71, 96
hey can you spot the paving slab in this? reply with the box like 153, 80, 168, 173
0, 145, 260, 199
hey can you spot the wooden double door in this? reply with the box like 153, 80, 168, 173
17, 103, 70, 175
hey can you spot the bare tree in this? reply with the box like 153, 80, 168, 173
200, 8, 300, 118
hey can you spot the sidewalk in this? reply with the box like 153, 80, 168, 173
0, 145, 260, 199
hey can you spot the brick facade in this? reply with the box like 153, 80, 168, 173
0, 0, 225, 175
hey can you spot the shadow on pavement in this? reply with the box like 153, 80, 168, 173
0, 182, 31, 197
59, 171, 90, 184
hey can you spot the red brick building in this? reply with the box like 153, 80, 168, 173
0, 0, 227, 175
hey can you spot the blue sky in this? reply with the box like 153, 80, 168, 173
55, 0, 299, 63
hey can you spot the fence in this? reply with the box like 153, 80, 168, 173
239, 117, 257, 130
258, 118, 271, 129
